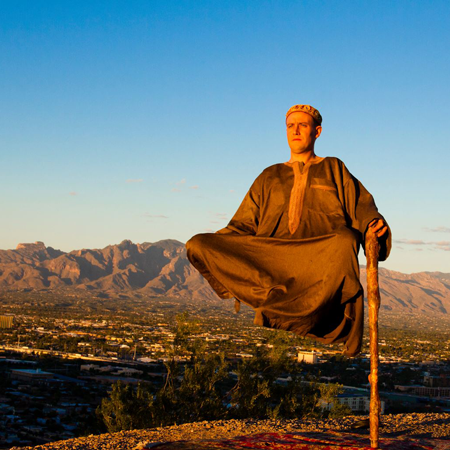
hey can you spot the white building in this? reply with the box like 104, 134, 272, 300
335, 394, 385, 414
297, 350, 319, 364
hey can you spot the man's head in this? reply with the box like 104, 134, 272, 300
286, 104, 322, 156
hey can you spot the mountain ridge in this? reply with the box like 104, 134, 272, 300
1, 240, 450, 316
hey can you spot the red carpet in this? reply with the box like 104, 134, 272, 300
145, 430, 449, 449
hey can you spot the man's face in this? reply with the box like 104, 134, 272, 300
286, 111, 322, 154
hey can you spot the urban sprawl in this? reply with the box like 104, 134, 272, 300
1, 292, 450, 448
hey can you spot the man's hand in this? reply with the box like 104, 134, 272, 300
368, 219, 388, 239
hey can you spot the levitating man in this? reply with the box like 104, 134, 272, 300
187, 104, 390, 356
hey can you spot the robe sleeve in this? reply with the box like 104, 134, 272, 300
342, 170, 391, 261
216, 178, 261, 235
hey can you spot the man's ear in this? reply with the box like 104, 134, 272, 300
315, 126, 322, 139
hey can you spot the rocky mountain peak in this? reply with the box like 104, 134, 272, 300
16, 241, 46, 251
118, 239, 134, 250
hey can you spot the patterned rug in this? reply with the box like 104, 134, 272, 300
144, 430, 450, 449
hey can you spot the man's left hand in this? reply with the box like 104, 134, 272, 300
368, 219, 388, 239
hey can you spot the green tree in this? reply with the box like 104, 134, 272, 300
96, 381, 153, 432
177, 352, 228, 421
317, 382, 352, 419
152, 350, 229, 426
229, 356, 273, 419
172, 312, 200, 356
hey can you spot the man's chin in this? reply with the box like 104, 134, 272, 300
289, 147, 309, 154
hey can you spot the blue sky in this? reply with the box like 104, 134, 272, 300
1, 0, 449, 274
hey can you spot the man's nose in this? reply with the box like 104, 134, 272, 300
294, 124, 300, 134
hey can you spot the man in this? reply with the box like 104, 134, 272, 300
187, 104, 390, 356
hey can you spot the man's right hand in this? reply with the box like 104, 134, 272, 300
368, 219, 388, 239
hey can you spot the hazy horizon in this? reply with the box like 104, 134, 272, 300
1, 237, 448, 276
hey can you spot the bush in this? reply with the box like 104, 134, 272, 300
96, 382, 153, 432
97, 314, 350, 431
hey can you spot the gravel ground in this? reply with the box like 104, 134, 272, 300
10, 413, 450, 450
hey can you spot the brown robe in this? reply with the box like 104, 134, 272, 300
186, 157, 391, 356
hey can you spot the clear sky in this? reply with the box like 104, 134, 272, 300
1, 1, 449, 274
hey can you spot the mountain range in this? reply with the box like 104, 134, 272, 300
1, 240, 450, 316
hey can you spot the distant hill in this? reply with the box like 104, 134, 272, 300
0, 240, 217, 301
1, 240, 450, 316
360, 267, 450, 315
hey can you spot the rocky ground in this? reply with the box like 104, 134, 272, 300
11, 413, 450, 450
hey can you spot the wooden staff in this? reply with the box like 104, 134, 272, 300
366, 228, 381, 449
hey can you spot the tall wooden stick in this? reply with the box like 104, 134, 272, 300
366, 229, 381, 449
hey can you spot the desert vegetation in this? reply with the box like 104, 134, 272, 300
97, 314, 350, 432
